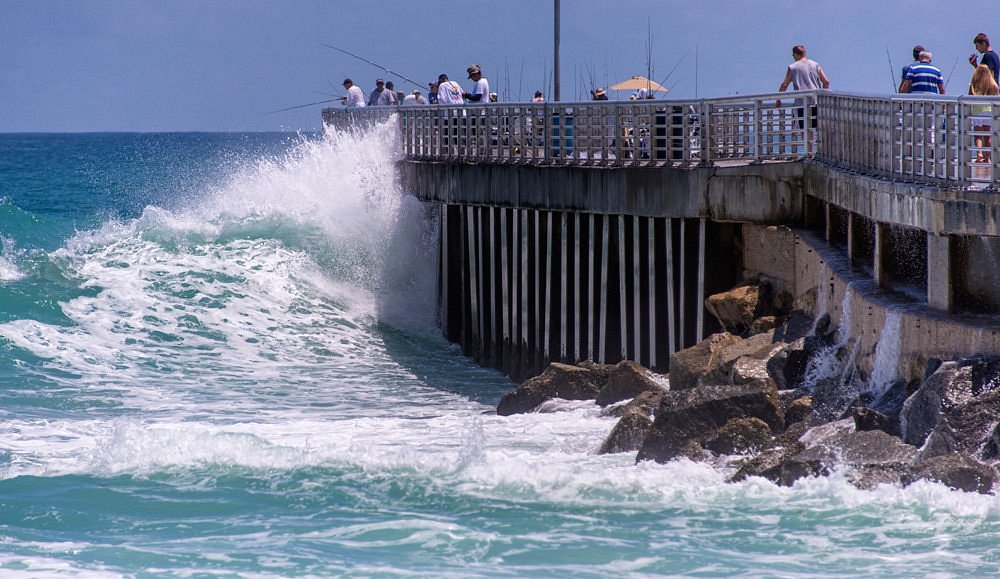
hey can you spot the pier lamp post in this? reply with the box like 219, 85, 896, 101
554, 0, 560, 101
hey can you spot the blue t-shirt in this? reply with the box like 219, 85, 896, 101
982, 50, 1000, 83
905, 62, 944, 93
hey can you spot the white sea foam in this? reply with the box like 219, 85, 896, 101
0, 235, 23, 281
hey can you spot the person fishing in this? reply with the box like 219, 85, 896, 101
341, 78, 366, 108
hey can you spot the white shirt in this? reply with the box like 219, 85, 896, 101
436, 80, 464, 105
378, 88, 398, 106
402, 94, 429, 105
469, 77, 490, 103
344, 85, 365, 108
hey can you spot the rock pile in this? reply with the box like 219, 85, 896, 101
496, 280, 999, 494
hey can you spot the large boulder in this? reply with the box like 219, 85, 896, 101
704, 417, 773, 455
903, 453, 996, 494
704, 284, 762, 335
918, 389, 1000, 463
497, 362, 606, 416
901, 358, 1000, 453
730, 421, 810, 482
778, 429, 919, 489
598, 412, 654, 455
636, 381, 783, 464
595, 360, 665, 407
668, 332, 744, 390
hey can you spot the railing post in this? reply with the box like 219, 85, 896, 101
699, 99, 712, 166
753, 97, 762, 162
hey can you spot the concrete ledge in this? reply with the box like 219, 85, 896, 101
401, 161, 805, 222
746, 224, 1000, 383
804, 164, 1000, 237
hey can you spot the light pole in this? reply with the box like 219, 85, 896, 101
553, 0, 560, 101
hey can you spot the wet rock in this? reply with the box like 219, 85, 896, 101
601, 389, 665, 419
636, 381, 783, 464
497, 362, 605, 416
779, 429, 919, 489
773, 312, 821, 344
668, 332, 744, 390
595, 360, 665, 407
784, 395, 813, 426
901, 362, 975, 447
749, 315, 782, 335
767, 331, 837, 391
852, 406, 900, 437
902, 357, 1000, 451
918, 389, 1000, 464
704, 417, 773, 455
730, 421, 809, 483
598, 412, 653, 455
903, 453, 996, 494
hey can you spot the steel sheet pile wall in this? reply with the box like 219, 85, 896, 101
438, 205, 739, 380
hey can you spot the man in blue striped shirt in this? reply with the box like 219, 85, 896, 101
900, 51, 946, 94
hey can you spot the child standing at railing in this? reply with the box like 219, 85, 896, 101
969, 64, 999, 164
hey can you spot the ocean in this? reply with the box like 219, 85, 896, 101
1, 125, 999, 578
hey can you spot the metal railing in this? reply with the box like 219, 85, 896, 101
323, 90, 1000, 188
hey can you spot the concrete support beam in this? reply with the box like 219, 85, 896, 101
927, 233, 953, 312
874, 222, 889, 288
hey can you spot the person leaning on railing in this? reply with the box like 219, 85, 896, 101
969, 64, 999, 163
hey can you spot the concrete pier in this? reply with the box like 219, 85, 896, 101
325, 92, 1000, 383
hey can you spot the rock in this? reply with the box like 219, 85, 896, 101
784, 396, 813, 426
901, 361, 983, 448
731, 355, 776, 388
704, 417, 773, 455
730, 421, 809, 482
779, 429, 919, 489
775, 312, 823, 343
711, 330, 782, 384
497, 362, 606, 416
601, 389, 665, 419
903, 453, 996, 494
767, 331, 837, 391
636, 381, 783, 464
750, 316, 782, 335
598, 411, 653, 455
596, 360, 665, 407
918, 389, 1000, 463
901, 357, 1000, 449
705, 284, 761, 335
668, 332, 744, 390
852, 406, 900, 437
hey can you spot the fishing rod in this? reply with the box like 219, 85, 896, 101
320, 42, 423, 89
945, 55, 961, 90
655, 51, 689, 96
262, 98, 341, 116
886, 46, 898, 92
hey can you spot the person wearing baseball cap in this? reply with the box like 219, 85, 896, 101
463, 65, 490, 103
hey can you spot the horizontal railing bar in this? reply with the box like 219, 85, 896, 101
324, 90, 1000, 189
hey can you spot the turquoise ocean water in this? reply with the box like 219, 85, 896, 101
2, 125, 1000, 577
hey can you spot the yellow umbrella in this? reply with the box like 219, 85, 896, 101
609, 75, 667, 93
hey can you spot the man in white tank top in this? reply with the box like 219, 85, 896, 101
779, 44, 830, 93
777, 44, 830, 153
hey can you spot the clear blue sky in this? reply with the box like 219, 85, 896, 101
0, 0, 990, 132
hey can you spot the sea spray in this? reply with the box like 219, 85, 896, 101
868, 310, 902, 397
0, 236, 22, 282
